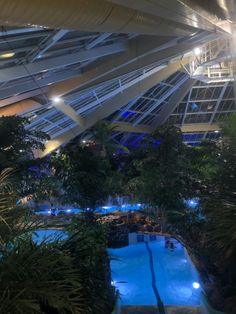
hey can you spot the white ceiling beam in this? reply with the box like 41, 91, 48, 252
0, 87, 48, 108
48, 35, 177, 97
0, 30, 52, 44
111, 122, 220, 134
35, 58, 188, 157
52, 99, 84, 126
0, 27, 45, 36
64, 32, 215, 96
27, 29, 69, 62
0, 69, 81, 101
0, 42, 127, 83
86, 33, 112, 50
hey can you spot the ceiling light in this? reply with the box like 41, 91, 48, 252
193, 47, 201, 56
214, 130, 219, 133
82, 140, 86, 144
52, 96, 62, 103
0, 52, 15, 59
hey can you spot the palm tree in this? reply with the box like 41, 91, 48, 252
206, 114, 236, 262
0, 169, 116, 314
91, 121, 129, 156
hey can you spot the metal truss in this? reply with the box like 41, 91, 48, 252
0, 23, 235, 155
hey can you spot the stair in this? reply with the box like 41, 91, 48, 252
120, 305, 202, 314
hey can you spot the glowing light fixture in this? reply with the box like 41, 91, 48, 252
192, 282, 200, 289
193, 47, 201, 56
214, 130, 219, 133
0, 52, 15, 58
66, 209, 72, 213
82, 140, 86, 144
52, 96, 62, 103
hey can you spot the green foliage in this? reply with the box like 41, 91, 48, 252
128, 125, 193, 211
54, 145, 117, 210
0, 168, 31, 246
0, 116, 49, 170
204, 114, 236, 264
0, 170, 115, 314
91, 121, 129, 156
20, 159, 62, 202
0, 116, 53, 201
0, 240, 86, 314
64, 220, 115, 314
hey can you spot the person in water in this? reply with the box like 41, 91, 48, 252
51, 203, 56, 216
165, 239, 170, 248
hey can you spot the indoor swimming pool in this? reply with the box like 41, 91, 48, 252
109, 236, 202, 306
32, 229, 68, 244
35, 203, 143, 215
33, 230, 202, 307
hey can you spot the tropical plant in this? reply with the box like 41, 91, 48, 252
90, 121, 129, 156
54, 145, 117, 211
204, 114, 236, 265
127, 125, 195, 229
64, 219, 116, 314
0, 116, 49, 170
0, 170, 115, 314
20, 159, 62, 202
0, 240, 87, 314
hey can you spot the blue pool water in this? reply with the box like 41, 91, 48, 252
32, 229, 68, 244
35, 199, 197, 216
35, 203, 143, 215
109, 238, 202, 306
33, 230, 201, 306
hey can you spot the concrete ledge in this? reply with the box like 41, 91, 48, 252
120, 306, 202, 314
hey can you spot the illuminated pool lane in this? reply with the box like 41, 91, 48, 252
109, 237, 201, 306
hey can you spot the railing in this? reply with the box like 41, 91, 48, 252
189, 37, 234, 83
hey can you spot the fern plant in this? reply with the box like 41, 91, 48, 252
0, 169, 115, 314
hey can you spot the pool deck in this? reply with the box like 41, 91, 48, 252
120, 305, 201, 314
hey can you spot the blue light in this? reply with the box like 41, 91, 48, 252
47, 210, 51, 214
186, 198, 199, 209
66, 209, 72, 213
121, 111, 135, 118
191, 102, 199, 110
102, 206, 110, 209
